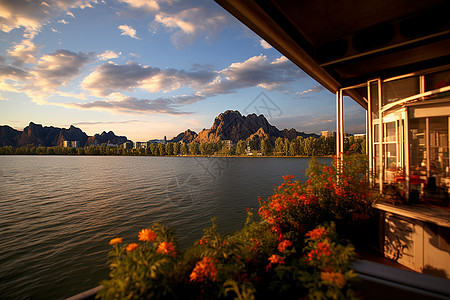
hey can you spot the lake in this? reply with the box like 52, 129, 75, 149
0, 155, 331, 299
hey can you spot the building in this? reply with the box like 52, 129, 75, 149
216, 0, 450, 291
321, 131, 335, 138
134, 142, 149, 149
122, 142, 133, 149
63, 140, 80, 148
223, 140, 233, 149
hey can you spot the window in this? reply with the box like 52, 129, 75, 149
410, 116, 449, 185
383, 77, 419, 105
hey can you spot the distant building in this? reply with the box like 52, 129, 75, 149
134, 142, 149, 149
122, 142, 133, 149
63, 140, 80, 148
223, 140, 233, 149
147, 139, 166, 144
106, 143, 119, 147
354, 134, 366, 139
321, 131, 336, 138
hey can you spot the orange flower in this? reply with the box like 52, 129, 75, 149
268, 254, 285, 264
190, 257, 218, 282
307, 241, 331, 261
126, 243, 138, 252
318, 242, 331, 256
321, 272, 346, 288
306, 228, 327, 240
156, 241, 177, 257
138, 228, 156, 242
109, 238, 123, 245
277, 239, 292, 253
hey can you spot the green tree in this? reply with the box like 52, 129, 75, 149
158, 143, 166, 156
165, 142, 174, 156
173, 142, 181, 155
260, 137, 272, 156
289, 138, 300, 156
236, 140, 246, 155
180, 143, 188, 155
274, 137, 284, 156
283, 138, 290, 156
189, 142, 199, 155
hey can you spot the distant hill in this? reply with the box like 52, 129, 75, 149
170, 129, 198, 143
0, 122, 130, 147
86, 131, 129, 146
171, 110, 318, 144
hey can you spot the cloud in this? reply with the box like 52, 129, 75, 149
81, 62, 159, 96
69, 94, 198, 115
296, 85, 325, 96
7, 39, 40, 66
73, 120, 142, 126
78, 55, 303, 114
28, 50, 94, 92
81, 61, 215, 97
203, 55, 303, 95
0, 65, 29, 81
0, 0, 94, 36
153, 5, 229, 48
118, 24, 140, 39
58, 19, 69, 24
98, 50, 121, 60
118, 0, 160, 12
260, 39, 272, 49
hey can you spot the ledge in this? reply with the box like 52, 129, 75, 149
373, 200, 450, 228
65, 286, 102, 300
353, 260, 450, 300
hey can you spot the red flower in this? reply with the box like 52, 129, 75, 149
190, 257, 218, 283
306, 228, 327, 240
278, 239, 292, 252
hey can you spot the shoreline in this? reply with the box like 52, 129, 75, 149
0, 153, 334, 158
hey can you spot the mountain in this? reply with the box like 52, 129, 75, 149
0, 122, 130, 147
0, 125, 21, 146
170, 129, 198, 143
86, 131, 129, 146
179, 110, 317, 144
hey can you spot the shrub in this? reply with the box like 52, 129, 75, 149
258, 154, 373, 244
98, 155, 369, 299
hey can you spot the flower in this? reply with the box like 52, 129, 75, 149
190, 257, 218, 282
307, 241, 331, 261
321, 272, 346, 288
306, 228, 327, 240
126, 243, 138, 252
109, 238, 123, 245
138, 228, 156, 242
318, 242, 331, 256
268, 254, 285, 264
156, 241, 177, 257
277, 239, 292, 252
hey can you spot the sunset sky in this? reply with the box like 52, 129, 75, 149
0, 0, 365, 141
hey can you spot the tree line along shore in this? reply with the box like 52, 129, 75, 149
0, 136, 365, 156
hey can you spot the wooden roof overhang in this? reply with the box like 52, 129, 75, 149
215, 0, 450, 109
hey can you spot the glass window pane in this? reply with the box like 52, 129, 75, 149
384, 122, 396, 142
383, 77, 419, 105
370, 82, 379, 119
425, 69, 450, 91
410, 118, 426, 177
374, 123, 379, 143
429, 117, 448, 180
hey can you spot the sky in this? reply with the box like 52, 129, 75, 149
0, 0, 366, 141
